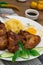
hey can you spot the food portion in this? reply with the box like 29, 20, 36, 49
26, 27, 36, 34
0, 22, 8, 50
0, 19, 42, 62
18, 30, 41, 49
4, 18, 24, 33
0, 19, 41, 53
7, 31, 19, 53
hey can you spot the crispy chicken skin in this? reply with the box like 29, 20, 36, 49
0, 22, 8, 50
7, 31, 19, 53
18, 30, 41, 49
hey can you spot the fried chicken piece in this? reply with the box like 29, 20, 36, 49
24, 35, 41, 49
7, 31, 19, 53
18, 30, 41, 49
0, 22, 8, 50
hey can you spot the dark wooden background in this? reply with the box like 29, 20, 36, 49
0, 0, 43, 25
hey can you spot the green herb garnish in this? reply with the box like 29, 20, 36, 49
20, 49, 29, 59
29, 49, 40, 56
12, 40, 40, 62
18, 40, 24, 49
12, 50, 21, 62
18, 40, 30, 59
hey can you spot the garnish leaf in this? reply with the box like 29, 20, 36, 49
25, 49, 30, 55
12, 50, 20, 62
18, 40, 24, 49
18, 40, 30, 58
29, 49, 40, 56
12, 40, 40, 62
20, 49, 29, 59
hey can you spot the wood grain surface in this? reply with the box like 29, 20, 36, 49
0, 0, 43, 25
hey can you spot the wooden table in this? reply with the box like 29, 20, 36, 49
0, 0, 43, 26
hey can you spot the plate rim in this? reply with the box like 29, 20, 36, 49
0, 15, 43, 61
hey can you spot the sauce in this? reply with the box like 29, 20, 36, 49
27, 12, 37, 16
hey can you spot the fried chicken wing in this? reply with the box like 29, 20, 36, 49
18, 30, 41, 49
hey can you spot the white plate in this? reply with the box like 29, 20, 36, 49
0, 15, 43, 61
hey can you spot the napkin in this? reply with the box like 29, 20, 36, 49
0, 8, 16, 14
